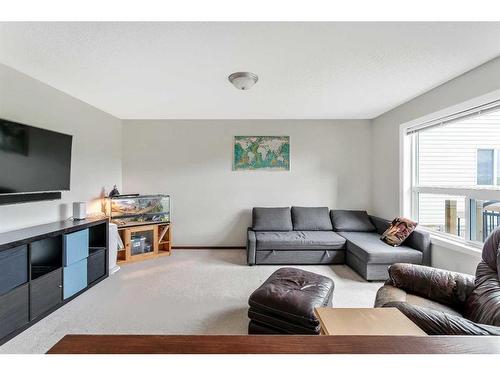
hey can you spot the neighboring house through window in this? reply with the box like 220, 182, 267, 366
477, 148, 500, 186
406, 102, 500, 245
477, 149, 495, 185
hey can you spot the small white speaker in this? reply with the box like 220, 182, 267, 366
73, 202, 86, 220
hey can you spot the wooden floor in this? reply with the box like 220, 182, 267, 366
47, 334, 500, 354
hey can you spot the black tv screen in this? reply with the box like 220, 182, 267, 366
0, 118, 72, 194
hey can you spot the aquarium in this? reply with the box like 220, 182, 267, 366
108, 194, 170, 227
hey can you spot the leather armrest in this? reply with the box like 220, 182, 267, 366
374, 285, 408, 307
247, 228, 257, 265
386, 301, 500, 335
387, 263, 475, 311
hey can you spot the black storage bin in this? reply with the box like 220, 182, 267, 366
87, 248, 106, 284
30, 268, 63, 320
0, 284, 29, 339
0, 245, 28, 296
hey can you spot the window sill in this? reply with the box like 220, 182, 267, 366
424, 231, 482, 258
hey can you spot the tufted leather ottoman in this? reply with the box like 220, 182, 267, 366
248, 267, 335, 334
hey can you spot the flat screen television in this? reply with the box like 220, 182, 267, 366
0, 118, 73, 195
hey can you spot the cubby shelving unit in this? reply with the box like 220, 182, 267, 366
0, 218, 109, 345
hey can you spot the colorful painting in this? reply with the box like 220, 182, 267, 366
233, 136, 290, 171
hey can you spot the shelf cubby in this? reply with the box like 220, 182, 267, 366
30, 236, 63, 280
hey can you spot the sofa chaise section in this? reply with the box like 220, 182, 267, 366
330, 211, 431, 281
341, 231, 423, 280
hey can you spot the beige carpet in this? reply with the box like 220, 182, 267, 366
0, 249, 383, 354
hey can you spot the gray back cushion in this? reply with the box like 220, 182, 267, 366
330, 210, 376, 232
252, 207, 293, 231
291, 206, 333, 231
369, 216, 391, 235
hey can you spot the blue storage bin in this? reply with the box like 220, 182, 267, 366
63, 258, 88, 299
63, 229, 89, 266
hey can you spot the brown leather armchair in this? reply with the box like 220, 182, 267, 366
374, 227, 500, 335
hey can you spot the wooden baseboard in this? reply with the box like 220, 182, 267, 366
173, 246, 246, 250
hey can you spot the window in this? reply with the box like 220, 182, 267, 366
407, 102, 500, 245
477, 148, 500, 186
477, 149, 494, 185
416, 193, 467, 239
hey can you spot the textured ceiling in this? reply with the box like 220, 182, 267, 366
1, 22, 500, 119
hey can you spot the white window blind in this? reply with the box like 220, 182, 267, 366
406, 99, 500, 135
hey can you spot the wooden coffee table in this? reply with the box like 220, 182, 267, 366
314, 307, 427, 336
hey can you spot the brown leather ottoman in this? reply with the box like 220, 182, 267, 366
248, 267, 335, 334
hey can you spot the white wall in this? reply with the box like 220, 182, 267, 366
0, 63, 122, 232
122, 120, 372, 246
371, 56, 500, 272
371, 57, 500, 219
432, 247, 481, 275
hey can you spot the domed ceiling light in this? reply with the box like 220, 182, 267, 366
228, 72, 258, 90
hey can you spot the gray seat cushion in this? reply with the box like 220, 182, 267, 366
291, 206, 333, 231
338, 231, 422, 264
256, 231, 346, 250
330, 210, 376, 232
252, 207, 293, 231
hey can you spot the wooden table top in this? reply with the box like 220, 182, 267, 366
46, 334, 500, 354
315, 307, 427, 336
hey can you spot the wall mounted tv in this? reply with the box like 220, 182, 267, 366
0, 118, 72, 204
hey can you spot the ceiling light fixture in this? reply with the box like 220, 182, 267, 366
228, 72, 258, 90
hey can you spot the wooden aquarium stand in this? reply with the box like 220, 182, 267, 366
116, 222, 172, 264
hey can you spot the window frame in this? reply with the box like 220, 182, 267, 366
399, 89, 500, 252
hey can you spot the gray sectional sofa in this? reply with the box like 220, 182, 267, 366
247, 207, 431, 281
